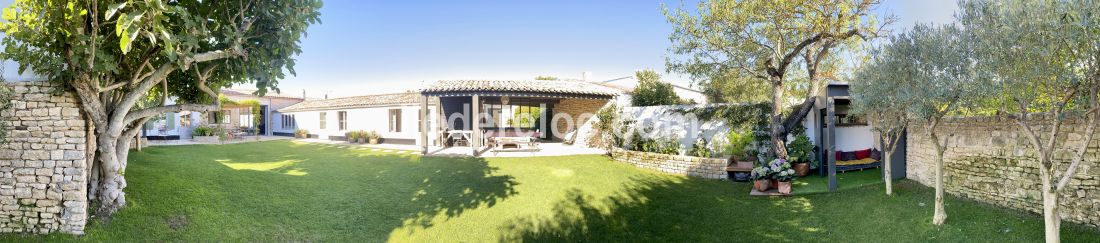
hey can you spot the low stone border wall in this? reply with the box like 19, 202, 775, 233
610, 148, 727, 179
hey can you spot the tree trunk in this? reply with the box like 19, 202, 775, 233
1041, 175, 1061, 243
94, 133, 128, 216
770, 82, 789, 159
883, 149, 893, 196
929, 130, 947, 225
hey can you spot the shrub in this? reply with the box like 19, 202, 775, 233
346, 131, 359, 140
192, 126, 223, 137
689, 137, 711, 158
657, 136, 681, 155
786, 125, 818, 169
768, 159, 796, 182
364, 131, 380, 140
295, 129, 309, 137
726, 129, 753, 158
749, 166, 772, 181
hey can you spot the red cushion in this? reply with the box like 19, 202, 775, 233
834, 151, 842, 161
855, 149, 872, 159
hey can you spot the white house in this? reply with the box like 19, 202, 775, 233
141, 89, 305, 140
279, 92, 440, 145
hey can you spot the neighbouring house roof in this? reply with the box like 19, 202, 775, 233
420, 79, 623, 99
222, 88, 305, 100
278, 92, 427, 113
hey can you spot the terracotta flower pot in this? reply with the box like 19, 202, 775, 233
793, 163, 810, 177
753, 180, 771, 192
369, 138, 380, 144
777, 181, 792, 194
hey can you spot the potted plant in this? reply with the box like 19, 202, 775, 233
769, 158, 796, 195
366, 131, 381, 144
724, 129, 752, 168
192, 126, 222, 143
295, 129, 309, 139
750, 166, 773, 192
345, 131, 358, 143
356, 130, 368, 143
786, 131, 816, 177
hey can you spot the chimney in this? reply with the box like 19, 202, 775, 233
581, 71, 591, 82
301, 90, 306, 99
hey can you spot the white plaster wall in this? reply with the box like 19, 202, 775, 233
619, 104, 732, 155
835, 125, 876, 151
286, 105, 438, 144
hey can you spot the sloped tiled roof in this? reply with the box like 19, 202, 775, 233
222, 88, 305, 100
421, 80, 622, 97
279, 92, 424, 113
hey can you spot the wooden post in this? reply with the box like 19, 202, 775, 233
435, 97, 444, 146
420, 95, 430, 154
471, 95, 481, 156
827, 97, 837, 192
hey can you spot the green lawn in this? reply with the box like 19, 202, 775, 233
6, 140, 1098, 242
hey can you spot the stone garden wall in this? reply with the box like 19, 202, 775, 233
610, 148, 728, 179
0, 81, 88, 234
906, 116, 1099, 228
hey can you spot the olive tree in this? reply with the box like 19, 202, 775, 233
664, 0, 890, 158
850, 45, 912, 196
856, 23, 979, 225
962, 1, 1100, 241
1, 0, 322, 217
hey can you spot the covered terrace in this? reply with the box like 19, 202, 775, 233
418, 79, 622, 156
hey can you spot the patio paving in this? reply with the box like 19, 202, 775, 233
146, 136, 294, 146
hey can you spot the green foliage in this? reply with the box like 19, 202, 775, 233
960, 0, 1099, 116
295, 129, 310, 137
238, 99, 262, 127
192, 126, 223, 137
725, 128, 753, 158
345, 131, 359, 140
630, 69, 683, 106
364, 131, 381, 140
786, 126, 818, 169
0, 0, 323, 104
749, 166, 772, 181
510, 106, 542, 128
689, 137, 711, 158
767, 158, 796, 182
596, 104, 635, 149
674, 103, 772, 159
0, 84, 10, 142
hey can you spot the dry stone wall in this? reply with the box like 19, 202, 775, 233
0, 81, 87, 234
907, 116, 1099, 228
610, 148, 728, 179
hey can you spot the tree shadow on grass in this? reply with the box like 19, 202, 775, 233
495, 175, 818, 242
494, 174, 1100, 243
104, 141, 517, 241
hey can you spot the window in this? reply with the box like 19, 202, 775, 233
319, 112, 327, 129
418, 109, 423, 132
338, 111, 348, 131
388, 109, 402, 132
282, 114, 296, 128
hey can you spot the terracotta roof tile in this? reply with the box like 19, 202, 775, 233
420, 80, 622, 97
279, 92, 425, 113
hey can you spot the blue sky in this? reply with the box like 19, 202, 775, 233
0, 0, 960, 98
273, 0, 959, 98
